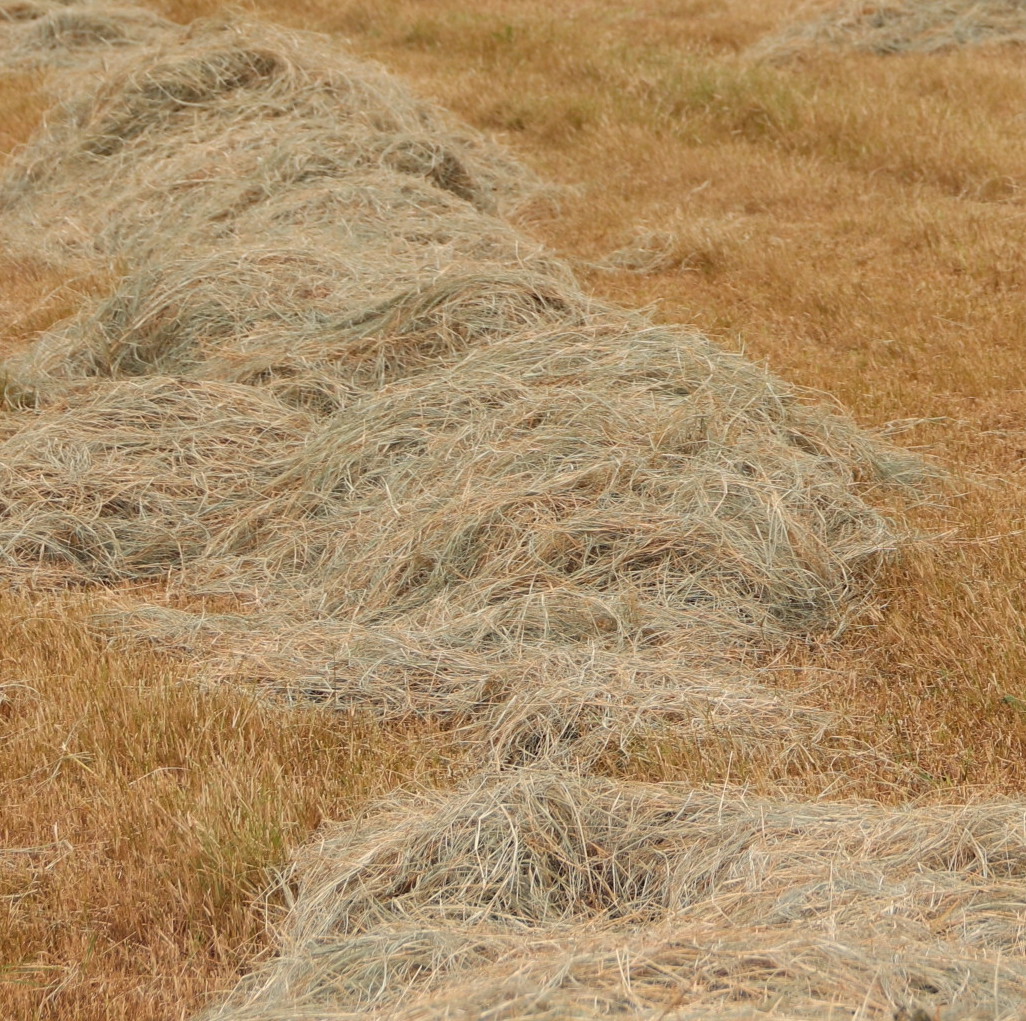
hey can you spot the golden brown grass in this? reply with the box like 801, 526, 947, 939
4, 0, 1026, 1017
278, 0, 1026, 798
0, 591, 462, 1021
0, 72, 112, 368
0, 256, 115, 366
0, 70, 48, 158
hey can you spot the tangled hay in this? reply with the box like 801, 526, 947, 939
7, 246, 572, 397
201, 770, 1026, 1020
0, 16, 533, 259
0, 2, 929, 766
0, 308, 922, 760
95, 606, 837, 769
7, 4, 1020, 1020
757, 0, 1026, 59
0, 0, 173, 68
0, 376, 314, 578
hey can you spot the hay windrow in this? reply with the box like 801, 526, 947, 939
201, 770, 1026, 1020
5, 4, 1014, 1020
757, 0, 1026, 59
0, 307, 922, 760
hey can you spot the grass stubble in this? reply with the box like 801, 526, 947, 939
3, 0, 1026, 1018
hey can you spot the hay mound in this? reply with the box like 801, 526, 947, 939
5, 6, 1010, 1021
0, 17, 534, 258
0, 304, 920, 760
201, 770, 1026, 1020
0, 1, 173, 68
758, 0, 1026, 58
6, 245, 572, 400
0, 377, 313, 578
0, 4, 928, 765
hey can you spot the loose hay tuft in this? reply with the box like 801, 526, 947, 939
0, 1, 173, 67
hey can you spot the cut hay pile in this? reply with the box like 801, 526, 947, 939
0, 1, 927, 765
4, 3, 1024, 1019
0, 0, 173, 68
757, 0, 1026, 58
199, 771, 1026, 1020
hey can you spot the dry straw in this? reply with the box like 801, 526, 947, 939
202, 770, 1026, 1020
594, 218, 746, 276
0, 13, 535, 257
4, 4, 1022, 1019
0, 0, 173, 68
94, 606, 839, 771
0, 2, 929, 765
756, 0, 1026, 59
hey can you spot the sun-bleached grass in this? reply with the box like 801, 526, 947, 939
0, 255, 114, 366
0, 69, 48, 156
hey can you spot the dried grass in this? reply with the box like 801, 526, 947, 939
595, 218, 746, 277
0, 0, 173, 68
757, 0, 1026, 59
0, 16, 535, 259
201, 769, 1026, 1020
0, 5, 930, 770
0, 311, 927, 765
0, 376, 313, 577
95, 605, 842, 772
1, 298, 922, 764
5, 5, 1016, 1020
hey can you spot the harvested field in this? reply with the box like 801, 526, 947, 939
758, 0, 1026, 58
3, 1, 1026, 1020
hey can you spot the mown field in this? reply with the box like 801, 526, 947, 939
3, 1, 1026, 1018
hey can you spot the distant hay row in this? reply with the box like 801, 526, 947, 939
4, 3, 1022, 1019
757, 0, 1026, 59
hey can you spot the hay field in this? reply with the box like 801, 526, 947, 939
758, 0, 1026, 57
2, 0, 1026, 1019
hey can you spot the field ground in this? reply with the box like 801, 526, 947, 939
3, 0, 1026, 1017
